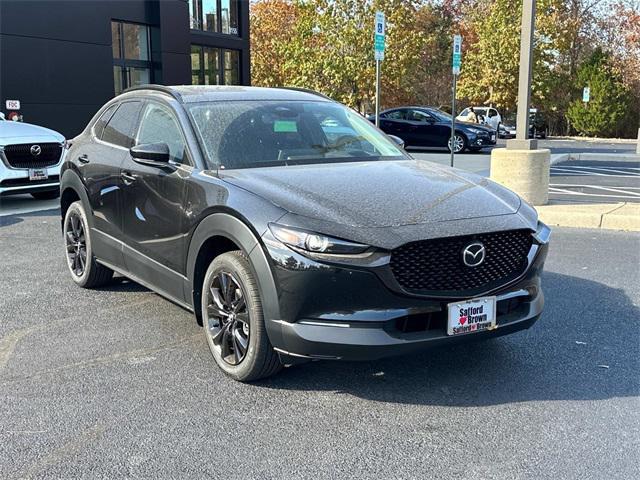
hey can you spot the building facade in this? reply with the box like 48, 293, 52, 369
0, 0, 250, 138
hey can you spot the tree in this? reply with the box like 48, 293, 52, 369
566, 49, 630, 137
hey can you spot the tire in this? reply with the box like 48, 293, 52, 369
31, 189, 59, 200
201, 251, 282, 382
63, 201, 113, 288
447, 133, 467, 153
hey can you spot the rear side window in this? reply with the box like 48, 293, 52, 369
102, 101, 142, 148
93, 104, 117, 139
385, 110, 406, 120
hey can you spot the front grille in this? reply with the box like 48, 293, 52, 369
3, 143, 62, 169
390, 230, 533, 295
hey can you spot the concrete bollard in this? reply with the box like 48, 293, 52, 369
490, 148, 551, 206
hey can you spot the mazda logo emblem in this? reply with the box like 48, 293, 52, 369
462, 242, 486, 267
30, 145, 42, 157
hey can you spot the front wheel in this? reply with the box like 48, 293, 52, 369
447, 133, 467, 153
201, 251, 282, 382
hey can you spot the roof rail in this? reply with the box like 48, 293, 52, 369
122, 84, 183, 102
275, 86, 333, 101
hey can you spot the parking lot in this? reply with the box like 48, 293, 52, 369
1, 209, 638, 479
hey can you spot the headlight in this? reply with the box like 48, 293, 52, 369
269, 224, 369, 255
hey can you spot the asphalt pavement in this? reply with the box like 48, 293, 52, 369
1, 211, 638, 479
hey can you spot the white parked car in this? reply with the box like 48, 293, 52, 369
457, 107, 502, 130
0, 121, 66, 199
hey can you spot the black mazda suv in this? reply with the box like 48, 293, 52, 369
60, 85, 550, 381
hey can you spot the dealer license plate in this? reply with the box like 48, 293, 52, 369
29, 168, 48, 181
447, 296, 497, 336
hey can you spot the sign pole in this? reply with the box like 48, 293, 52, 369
375, 59, 381, 127
374, 11, 385, 128
450, 34, 462, 167
450, 74, 457, 167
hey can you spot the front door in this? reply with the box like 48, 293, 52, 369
119, 101, 190, 302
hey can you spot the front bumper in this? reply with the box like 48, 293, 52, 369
262, 228, 549, 361
0, 165, 61, 196
468, 131, 497, 148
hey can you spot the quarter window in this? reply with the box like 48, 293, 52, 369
93, 104, 118, 139
136, 104, 188, 164
102, 101, 143, 148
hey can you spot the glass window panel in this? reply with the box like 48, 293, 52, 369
191, 45, 202, 85
111, 22, 121, 58
221, 0, 239, 35
137, 104, 187, 164
189, 0, 202, 29
123, 23, 149, 60
102, 101, 143, 148
223, 49, 239, 85
113, 66, 124, 95
202, 0, 218, 32
204, 47, 220, 85
128, 67, 150, 88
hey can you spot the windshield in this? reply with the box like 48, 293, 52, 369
427, 109, 452, 122
188, 100, 407, 169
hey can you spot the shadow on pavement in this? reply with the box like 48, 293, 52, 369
257, 271, 639, 406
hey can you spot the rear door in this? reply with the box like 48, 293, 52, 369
119, 100, 190, 302
380, 109, 409, 142
82, 100, 143, 268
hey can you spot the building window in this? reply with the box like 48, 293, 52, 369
191, 46, 239, 85
112, 21, 152, 95
189, 0, 239, 35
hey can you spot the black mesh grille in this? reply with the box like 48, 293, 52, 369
390, 230, 533, 294
3, 143, 62, 169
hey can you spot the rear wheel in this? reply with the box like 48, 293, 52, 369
447, 133, 467, 153
63, 201, 113, 288
31, 190, 59, 200
201, 251, 282, 382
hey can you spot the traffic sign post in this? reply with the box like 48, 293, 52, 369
374, 11, 385, 127
450, 35, 462, 167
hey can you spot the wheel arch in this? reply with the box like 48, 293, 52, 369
60, 169, 91, 232
186, 212, 284, 348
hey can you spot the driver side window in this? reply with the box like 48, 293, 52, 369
136, 103, 188, 164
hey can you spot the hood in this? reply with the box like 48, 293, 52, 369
221, 160, 521, 228
0, 121, 65, 146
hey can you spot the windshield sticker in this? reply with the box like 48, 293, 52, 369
274, 120, 298, 133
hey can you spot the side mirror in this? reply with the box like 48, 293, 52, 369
388, 135, 405, 149
130, 143, 172, 168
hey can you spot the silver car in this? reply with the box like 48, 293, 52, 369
0, 121, 66, 199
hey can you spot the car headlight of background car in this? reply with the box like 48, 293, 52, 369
269, 224, 370, 255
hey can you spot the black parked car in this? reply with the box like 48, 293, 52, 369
370, 106, 497, 153
60, 85, 549, 382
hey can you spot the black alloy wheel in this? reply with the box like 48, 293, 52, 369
65, 210, 87, 277
205, 271, 250, 365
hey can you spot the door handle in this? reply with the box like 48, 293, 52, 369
121, 171, 137, 185
78, 154, 90, 164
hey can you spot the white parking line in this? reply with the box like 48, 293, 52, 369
548, 188, 638, 199
550, 184, 640, 197
551, 165, 640, 176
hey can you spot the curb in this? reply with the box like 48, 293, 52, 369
536, 202, 640, 231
